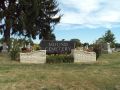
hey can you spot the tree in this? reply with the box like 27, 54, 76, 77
93, 44, 102, 59
103, 30, 115, 43
49, 33, 56, 40
83, 42, 89, 47
0, 0, 61, 43
103, 30, 115, 48
36, 0, 61, 40
95, 30, 115, 48
0, 0, 21, 43
70, 39, 81, 48
115, 43, 120, 48
96, 37, 105, 44
18, 0, 60, 40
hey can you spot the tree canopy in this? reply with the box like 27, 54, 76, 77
70, 39, 81, 48
103, 30, 115, 43
0, 0, 61, 43
96, 30, 115, 44
95, 30, 116, 48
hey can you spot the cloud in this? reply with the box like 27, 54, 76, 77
59, 0, 120, 29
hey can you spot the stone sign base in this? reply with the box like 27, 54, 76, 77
72, 49, 96, 63
20, 50, 46, 64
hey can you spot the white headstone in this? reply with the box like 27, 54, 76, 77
2, 42, 8, 53
107, 43, 112, 54
27, 43, 31, 49
85, 45, 89, 49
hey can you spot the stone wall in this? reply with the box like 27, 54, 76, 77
20, 50, 46, 64
72, 50, 96, 63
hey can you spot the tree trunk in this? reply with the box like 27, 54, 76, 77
3, 15, 11, 51
4, 15, 10, 43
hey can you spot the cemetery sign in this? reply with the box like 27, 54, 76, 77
40, 40, 75, 54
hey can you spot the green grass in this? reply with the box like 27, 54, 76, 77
0, 52, 120, 90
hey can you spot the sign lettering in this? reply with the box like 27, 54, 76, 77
40, 41, 75, 54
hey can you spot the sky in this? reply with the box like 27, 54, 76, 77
0, 0, 120, 44
50, 0, 120, 44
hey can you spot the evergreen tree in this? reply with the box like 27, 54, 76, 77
95, 30, 116, 48
70, 39, 81, 47
0, 0, 61, 43
0, 0, 21, 42
103, 30, 115, 43
36, 0, 61, 40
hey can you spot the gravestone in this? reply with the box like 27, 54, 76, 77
85, 45, 89, 49
27, 43, 31, 49
107, 43, 112, 54
99, 43, 111, 54
2, 42, 8, 53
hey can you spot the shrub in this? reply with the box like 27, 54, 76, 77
93, 44, 102, 59
21, 47, 27, 52
46, 55, 74, 64
21, 47, 32, 53
10, 41, 20, 61
33, 44, 40, 51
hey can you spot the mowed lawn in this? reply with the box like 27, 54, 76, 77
0, 53, 120, 90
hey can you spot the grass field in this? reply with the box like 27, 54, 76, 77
0, 52, 120, 90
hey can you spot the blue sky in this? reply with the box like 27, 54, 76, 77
49, 0, 120, 44
1, 0, 120, 44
